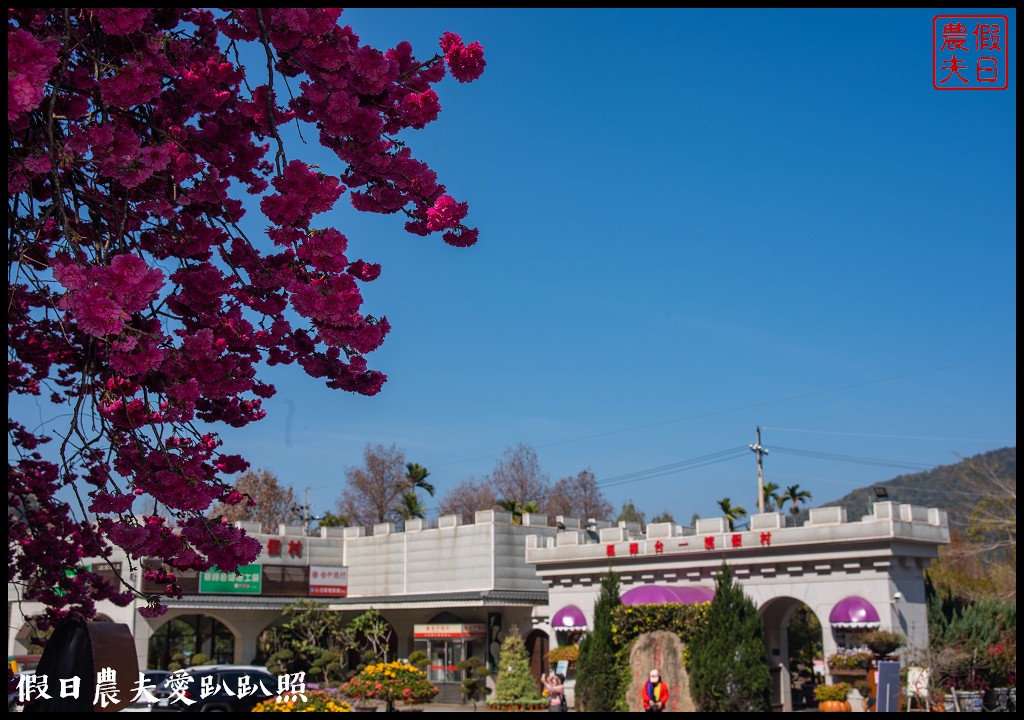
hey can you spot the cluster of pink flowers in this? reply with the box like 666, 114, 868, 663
7, 7, 484, 627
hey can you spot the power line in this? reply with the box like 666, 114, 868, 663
763, 426, 1006, 443
428, 354, 1011, 471
771, 446, 935, 471
598, 447, 750, 489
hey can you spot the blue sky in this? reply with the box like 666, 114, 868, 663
215, 8, 1015, 524
15, 8, 1016, 526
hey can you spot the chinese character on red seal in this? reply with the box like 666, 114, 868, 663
934, 15, 1008, 90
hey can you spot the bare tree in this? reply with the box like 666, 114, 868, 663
337, 444, 407, 529
959, 452, 1016, 556
438, 477, 498, 522
548, 469, 613, 521
490, 443, 551, 514
210, 469, 301, 533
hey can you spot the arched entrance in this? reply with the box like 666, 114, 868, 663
147, 614, 235, 669
760, 596, 824, 712
525, 629, 550, 694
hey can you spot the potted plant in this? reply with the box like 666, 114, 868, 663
863, 630, 906, 659
956, 674, 990, 712
814, 682, 852, 712
854, 681, 874, 712
341, 661, 439, 713
828, 649, 873, 671
983, 639, 1016, 710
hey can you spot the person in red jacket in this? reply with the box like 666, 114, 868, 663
642, 668, 669, 712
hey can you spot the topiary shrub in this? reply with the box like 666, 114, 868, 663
575, 570, 622, 712
489, 625, 544, 709
686, 562, 771, 712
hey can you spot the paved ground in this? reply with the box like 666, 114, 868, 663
389, 703, 556, 713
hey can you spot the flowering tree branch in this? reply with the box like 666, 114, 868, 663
8, 7, 485, 629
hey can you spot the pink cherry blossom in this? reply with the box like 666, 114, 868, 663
8, 6, 484, 627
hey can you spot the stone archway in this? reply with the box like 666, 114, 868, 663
146, 613, 236, 669
525, 629, 549, 695
627, 630, 694, 712
760, 596, 825, 712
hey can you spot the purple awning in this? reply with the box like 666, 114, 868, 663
829, 596, 881, 629
672, 586, 715, 604
620, 585, 714, 605
552, 605, 588, 631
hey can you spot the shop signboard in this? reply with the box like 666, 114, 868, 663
309, 565, 348, 597
199, 564, 262, 594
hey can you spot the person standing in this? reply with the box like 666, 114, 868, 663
544, 672, 567, 712
642, 668, 669, 712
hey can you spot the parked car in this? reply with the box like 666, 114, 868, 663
152, 666, 279, 712
122, 670, 174, 712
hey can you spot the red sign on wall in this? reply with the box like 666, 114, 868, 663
309, 565, 348, 597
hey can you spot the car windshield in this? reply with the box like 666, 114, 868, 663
156, 668, 278, 706
127, 671, 173, 706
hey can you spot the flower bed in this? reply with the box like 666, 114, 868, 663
486, 699, 550, 711
341, 661, 438, 707
253, 689, 352, 712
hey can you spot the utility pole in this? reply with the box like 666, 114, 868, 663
749, 426, 769, 514
294, 487, 321, 536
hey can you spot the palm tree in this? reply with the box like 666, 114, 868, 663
779, 484, 813, 526
761, 481, 781, 513
405, 463, 434, 497
395, 489, 426, 521
393, 462, 433, 524
717, 497, 748, 531
497, 499, 539, 525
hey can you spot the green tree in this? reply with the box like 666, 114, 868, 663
761, 481, 782, 513
779, 484, 813, 525
396, 490, 426, 521
787, 603, 823, 669
349, 608, 393, 664
317, 511, 350, 529
650, 510, 676, 524
397, 462, 435, 522
497, 498, 539, 525
686, 562, 771, 712
493, 625, 543, 704
575, 570, 621, 712
264, 600, 353, 682
716, 497, 747, 531
616, 499, 646, 526
457, 655, 491, 709
405, 463, 435, 497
